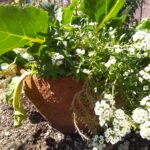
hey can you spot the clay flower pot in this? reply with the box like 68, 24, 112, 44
24, 75, 89, 134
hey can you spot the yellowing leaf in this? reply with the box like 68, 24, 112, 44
13, 72, 31, 127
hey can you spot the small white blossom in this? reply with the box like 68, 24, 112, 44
104, 93, 113, 100
113, 117, 131, 137
140, 95, 150, 107
94, 100, 114, 127
88, 51, 94, 57
82, 69, 91, 74
144, 64, 150, 72
132, 30, 147, 42
104, 128, 121, 144
105, 56, 116, 68
51, 52, 64, 66
140, 121, 150, 140
91, 135, 106, 150
128, 47, 135, 55
143, 85, 149, 91
114, 109, 126, 120
132, 108, 148, 124
114, 45, 123, 53
94, 101, 103, 116
139, 68, 150, 82
76, 48, 85, 55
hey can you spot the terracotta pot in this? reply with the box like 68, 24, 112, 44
24, 75, 90, 134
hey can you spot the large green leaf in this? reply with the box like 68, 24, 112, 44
80, 0, 125, 31
96, 0, 126, 31
0, 5, 49, 56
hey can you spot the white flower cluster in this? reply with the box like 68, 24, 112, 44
139, 64, 150, 82
95, 100, 114, 127
140, 95, 150, 107
104, 128, 121, 144
94, 94, 131, 145
132, 30, 150, 51
91, 135, 106, 150
105, 56, 116, 68
132, 95, 150, 140
51, 52, 64, 66
76, 48, 85, 55
105, 109, 131, 144
132, 108, 148, 124
140, 121, 150, 140
94, 94, 115, 127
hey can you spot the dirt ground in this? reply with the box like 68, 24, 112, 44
0, 90, 90, 150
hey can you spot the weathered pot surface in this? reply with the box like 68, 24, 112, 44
24, 75, 88, 134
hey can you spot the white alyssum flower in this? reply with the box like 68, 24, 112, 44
104, 93, 115, 105
113, 118, 131, 137
105, 56, 116, 68
140, 121, 150, 140
91, 135, 106, 150
109, 27, 115, 39
143, 85, 149, 91
94, 100, 114, 127
76, 48, 85, 55
139, 67, 150, 82
114, 109, 126, 120
140, 95, 150, 107
22, 53, 33, 60
82, 69, 91, 74
51, 52, 64, 66
104, 128, 121, 144
88, 51, 94, 57
144, 64, 150, 72
114, 45, 123, 53
132, 30, 148, 42
133, 30, 150, 51
132, 108, 149, 124
94, 101, 103, 116
104, 93, 113, 101
99, 108, 113, 127
128, 47, 135, 55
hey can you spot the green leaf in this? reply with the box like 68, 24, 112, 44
13, 72, 31, 127
62, 0, 79, 24
0, 5, 49, 56
80, 0, 125, 31
136, 18, 150, 31
5, 76, 19, 105
96, 0, 126, 31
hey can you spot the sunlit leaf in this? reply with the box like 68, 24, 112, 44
0, 5, 49, 55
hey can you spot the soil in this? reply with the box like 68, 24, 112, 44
0, 89, 89, 150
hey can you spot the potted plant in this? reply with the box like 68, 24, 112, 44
0, 0, 150, 148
